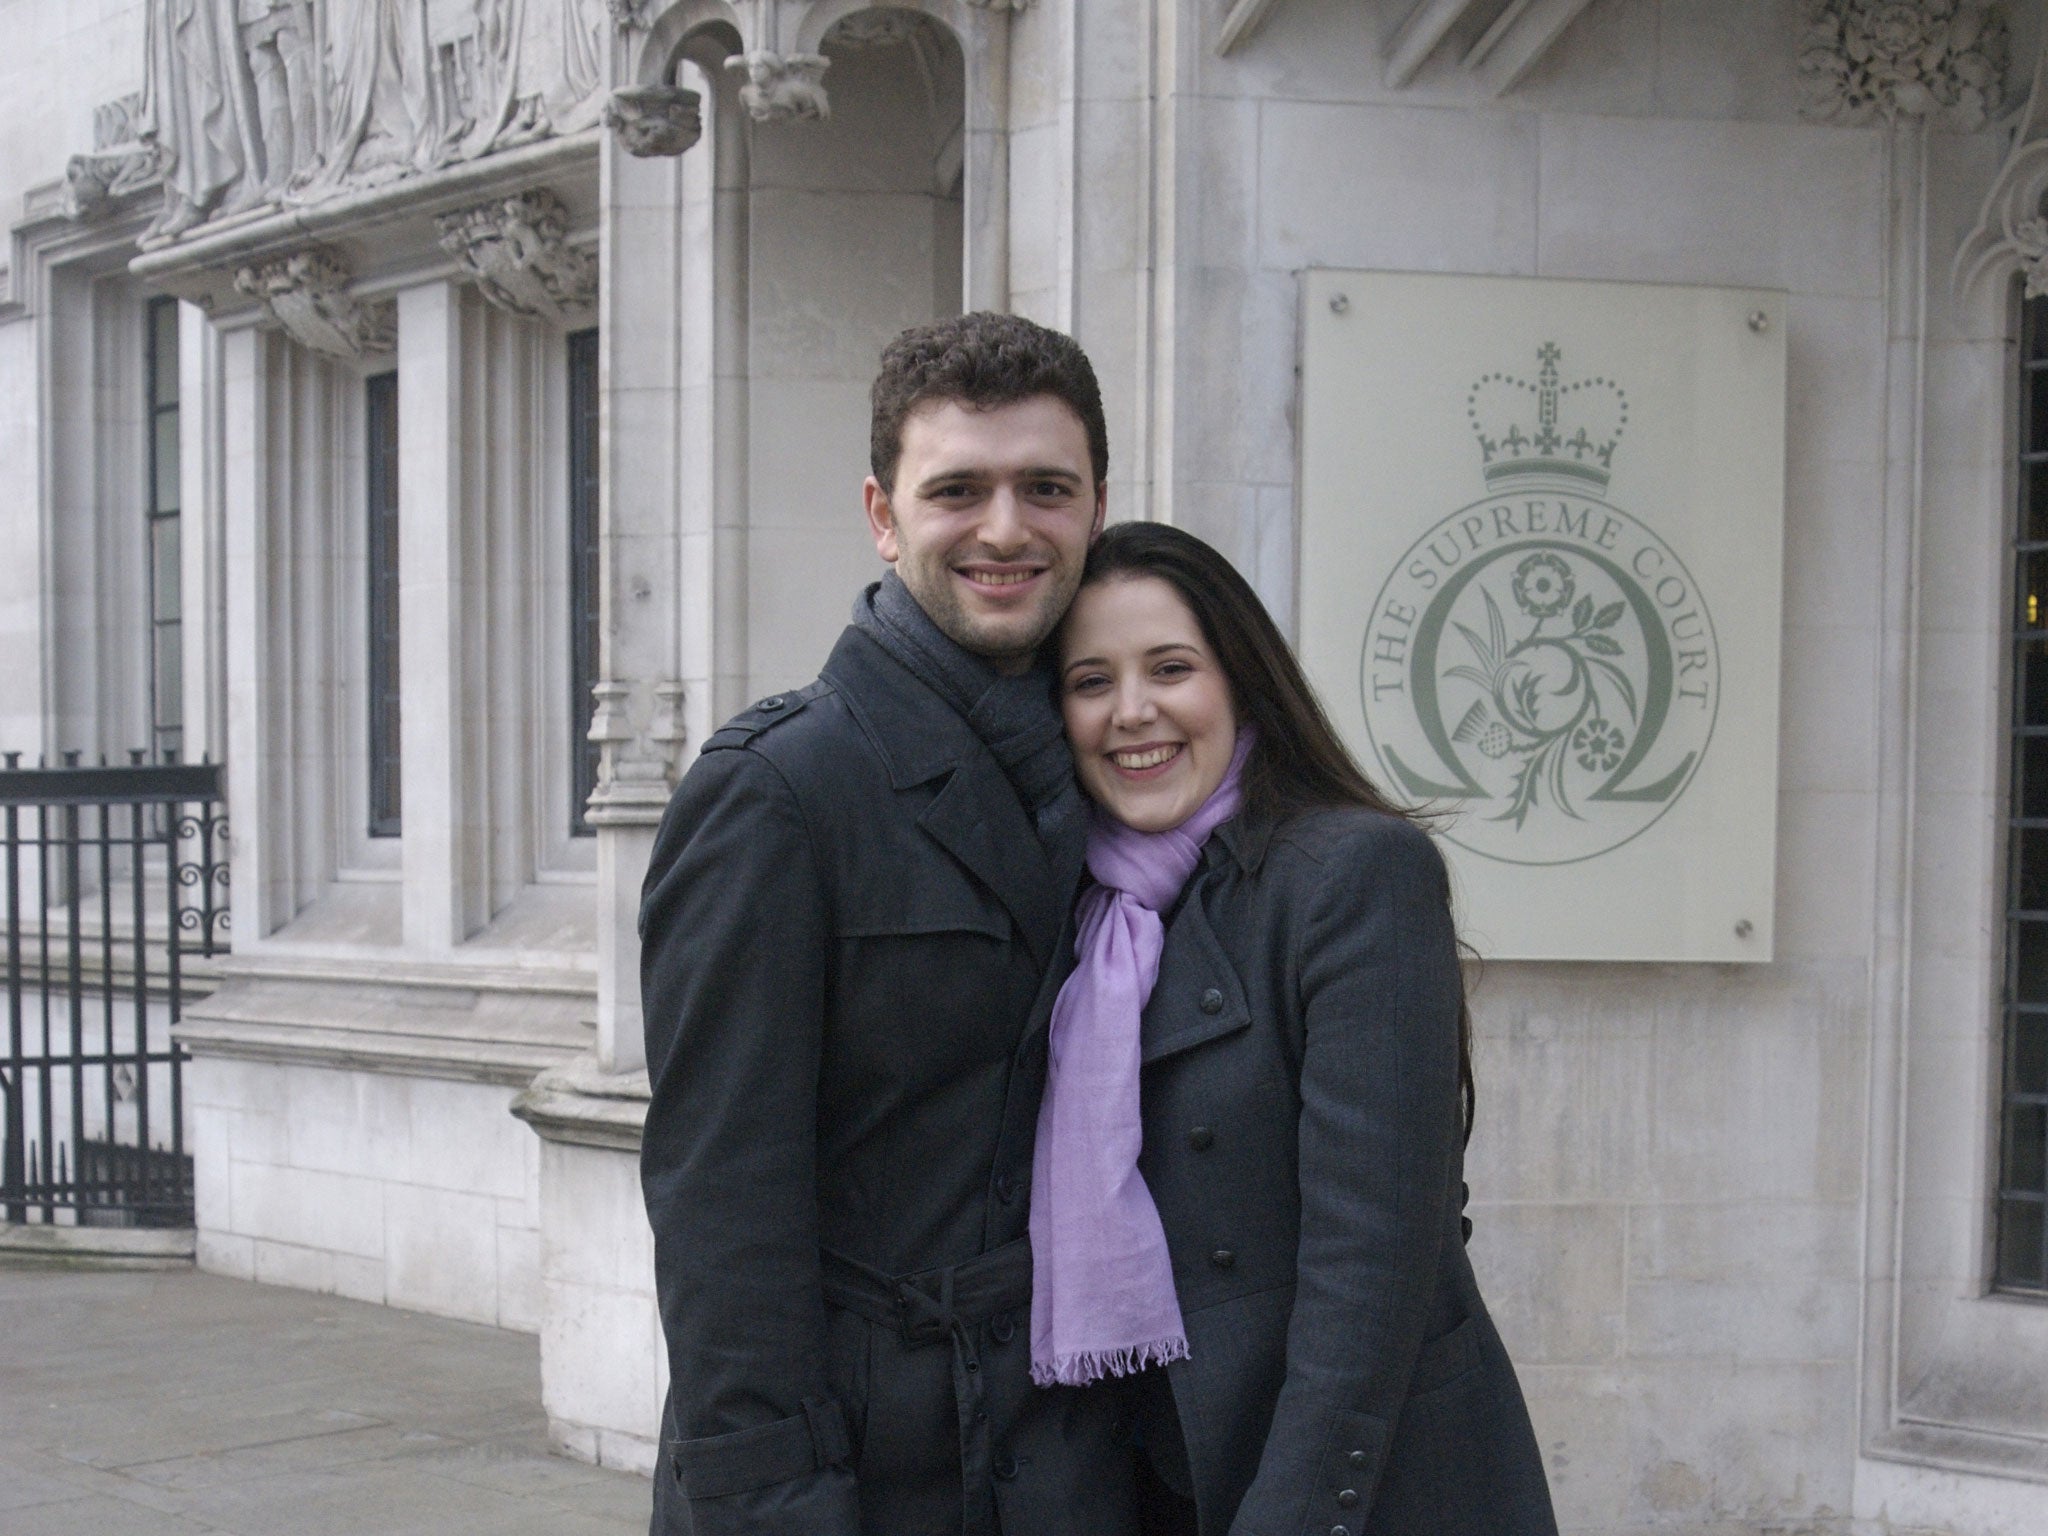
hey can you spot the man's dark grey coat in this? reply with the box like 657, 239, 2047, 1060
638, 627, 1135, 1536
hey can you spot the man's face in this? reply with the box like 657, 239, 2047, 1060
863, 395, 1107, 673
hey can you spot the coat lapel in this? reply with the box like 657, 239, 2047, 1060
825, 628, 1073, 970
1141, 877, 1252, 1064
918, 760, 1065, 969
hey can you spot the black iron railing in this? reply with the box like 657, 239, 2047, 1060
0, 753, 227, 1228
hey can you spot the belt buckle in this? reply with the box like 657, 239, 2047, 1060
893, 1272, 954, 1347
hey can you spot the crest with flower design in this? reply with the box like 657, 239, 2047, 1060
1442, 550, 1639, 830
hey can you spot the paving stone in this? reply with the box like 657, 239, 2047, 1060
0, 1260, 646, 1536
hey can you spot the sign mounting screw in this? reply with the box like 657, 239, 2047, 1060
1734, 919, 1754, 939
1747, 310, 1769, 333
1329, 293, 1351, 314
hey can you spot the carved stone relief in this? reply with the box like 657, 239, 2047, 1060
64, 92, 163, 221
126, 0, 615, 247
726, 50, 832, 122
826, 11, 929, 49
1955, 42, 2048, 300
234, 248, 397, 359
1796, 0, 2010, 131
438, 189, 598, 320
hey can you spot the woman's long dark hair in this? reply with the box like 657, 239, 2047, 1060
1070, 521, 1476, 1141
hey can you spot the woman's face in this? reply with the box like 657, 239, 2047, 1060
1059, 574, 1239, 833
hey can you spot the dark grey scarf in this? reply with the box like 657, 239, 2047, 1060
851, 572, 1082, 844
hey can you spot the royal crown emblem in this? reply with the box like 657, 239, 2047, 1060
1467, 343, 1628, 493
1360, 340, 1717, 867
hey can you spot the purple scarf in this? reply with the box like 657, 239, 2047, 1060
1029, 728, 1255, 1387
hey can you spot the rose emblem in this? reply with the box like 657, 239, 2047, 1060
1511, 553, 1574, 619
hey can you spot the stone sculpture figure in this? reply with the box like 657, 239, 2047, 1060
239, 0, 323, 189
138, 0, 266, 238
311, 0, 420, 190
725, 50, 830, 122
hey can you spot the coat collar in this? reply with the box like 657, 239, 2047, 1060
822, 626, 984, 788
1212, 812, 1279, 877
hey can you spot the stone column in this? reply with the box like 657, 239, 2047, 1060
396, 281, 486, 953
219, 322, 283, 941
178, 301, 228, 768
582, 59, 712, 1076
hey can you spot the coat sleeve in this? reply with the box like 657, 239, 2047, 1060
639, 744, 861, 1535
1227, 816, 1466, 1536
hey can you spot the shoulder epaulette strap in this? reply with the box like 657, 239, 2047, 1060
699, 677, 833, 754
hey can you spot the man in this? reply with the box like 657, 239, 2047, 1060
640, 313, 1136, 1536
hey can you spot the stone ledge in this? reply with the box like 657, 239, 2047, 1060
176, 966, 595, 1088
1864, 1419, 2048, 1487
512, 1053, 649, 1153
0, 1223, 195, 1267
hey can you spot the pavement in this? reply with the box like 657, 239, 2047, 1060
0, 1259, 650, 1535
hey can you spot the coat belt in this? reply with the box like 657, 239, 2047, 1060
820, 1236, 1033, 1536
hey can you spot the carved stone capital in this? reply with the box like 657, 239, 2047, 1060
725, 51, 831, 123
1797, 0, 2010, 132
603, 84, 703, 156
233, 249, 396, 360
962, 0, 1034, 9
606, 0, 652, 25
437, 189, 597, 322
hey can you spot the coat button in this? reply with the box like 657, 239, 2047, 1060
995, 1173, 1019, 1204
1337, 1489, 1359, 1507
1210, 1248, 1235, 1269
1348, 1450, 1367, 1469
991, 1312, 1016, 1344
757, 695, 785, 710
1199, 988, 1224, 1014
1187, 1126, 1214, 1151
1331, 1528, 1349, 1536
993, 1453, 1018, 1480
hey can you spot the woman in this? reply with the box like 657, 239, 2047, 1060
1029, 523, 1556, 1536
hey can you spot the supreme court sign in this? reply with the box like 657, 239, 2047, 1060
1298, 271, 1785, 961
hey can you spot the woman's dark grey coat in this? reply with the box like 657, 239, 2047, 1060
1137, 807, 1556, 1536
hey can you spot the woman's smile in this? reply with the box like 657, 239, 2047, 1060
1060, 574, 1239, 833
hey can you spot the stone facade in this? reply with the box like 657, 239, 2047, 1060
1, 2, 2045, 1532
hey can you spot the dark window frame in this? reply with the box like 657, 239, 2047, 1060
366, 370, 402, 838
1999, 288, 2048, 1293
568, 327, 600, 838
145, 297, 182, 765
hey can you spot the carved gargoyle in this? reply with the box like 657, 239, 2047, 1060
725, 52, 831, 123
604, 84, 703, 157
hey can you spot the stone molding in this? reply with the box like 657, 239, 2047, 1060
726, 50, 832, 122
1956, 41, 2048, 298
175, 960, 595, 1089
437, 188, 598, 321
1796, 0, 2010, 131
233, 247, 396, 360
603, 83, 704, 156
511, 1052, 650, 1153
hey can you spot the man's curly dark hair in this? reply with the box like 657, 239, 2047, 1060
869, 311, 1109, 492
